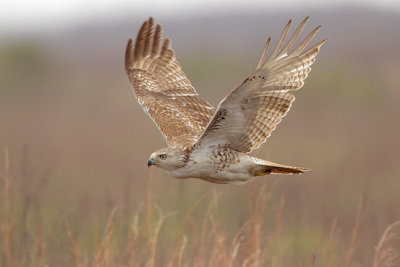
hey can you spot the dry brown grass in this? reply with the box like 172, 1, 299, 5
1, 149, 13, 266
345, 193, 365, 267
1, 150, 399, 266
373, 221, 400, 267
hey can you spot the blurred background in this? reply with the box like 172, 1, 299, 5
1, 0, 400, 266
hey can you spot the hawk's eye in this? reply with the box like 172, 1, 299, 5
159, 154, 167, 160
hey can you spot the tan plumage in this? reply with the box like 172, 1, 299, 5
125, 17, 214, 148
197, 17, 327, 153
125, 17, 326, 184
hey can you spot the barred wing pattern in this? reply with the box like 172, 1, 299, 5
197, 17, 327, 153
125, 17, 214, 147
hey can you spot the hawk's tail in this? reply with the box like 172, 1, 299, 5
253, 160, 309, 176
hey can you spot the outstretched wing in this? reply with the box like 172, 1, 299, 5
125, 17, 214, 148
196, 17, 327, 153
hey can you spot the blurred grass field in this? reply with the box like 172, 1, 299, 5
1, 8, 400, 266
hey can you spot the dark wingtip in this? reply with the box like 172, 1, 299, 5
125, 38, 133, 72
301, 16, 310, 25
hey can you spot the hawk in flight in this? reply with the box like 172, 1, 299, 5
125, 17, 326, 184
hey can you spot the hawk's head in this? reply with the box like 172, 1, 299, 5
147, 147, 184, 170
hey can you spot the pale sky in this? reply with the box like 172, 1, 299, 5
1, 0, 399, 33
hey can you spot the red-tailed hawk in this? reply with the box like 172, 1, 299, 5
125, 17, 326, 184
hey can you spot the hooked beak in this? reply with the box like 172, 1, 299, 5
147, 159, 153, 167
